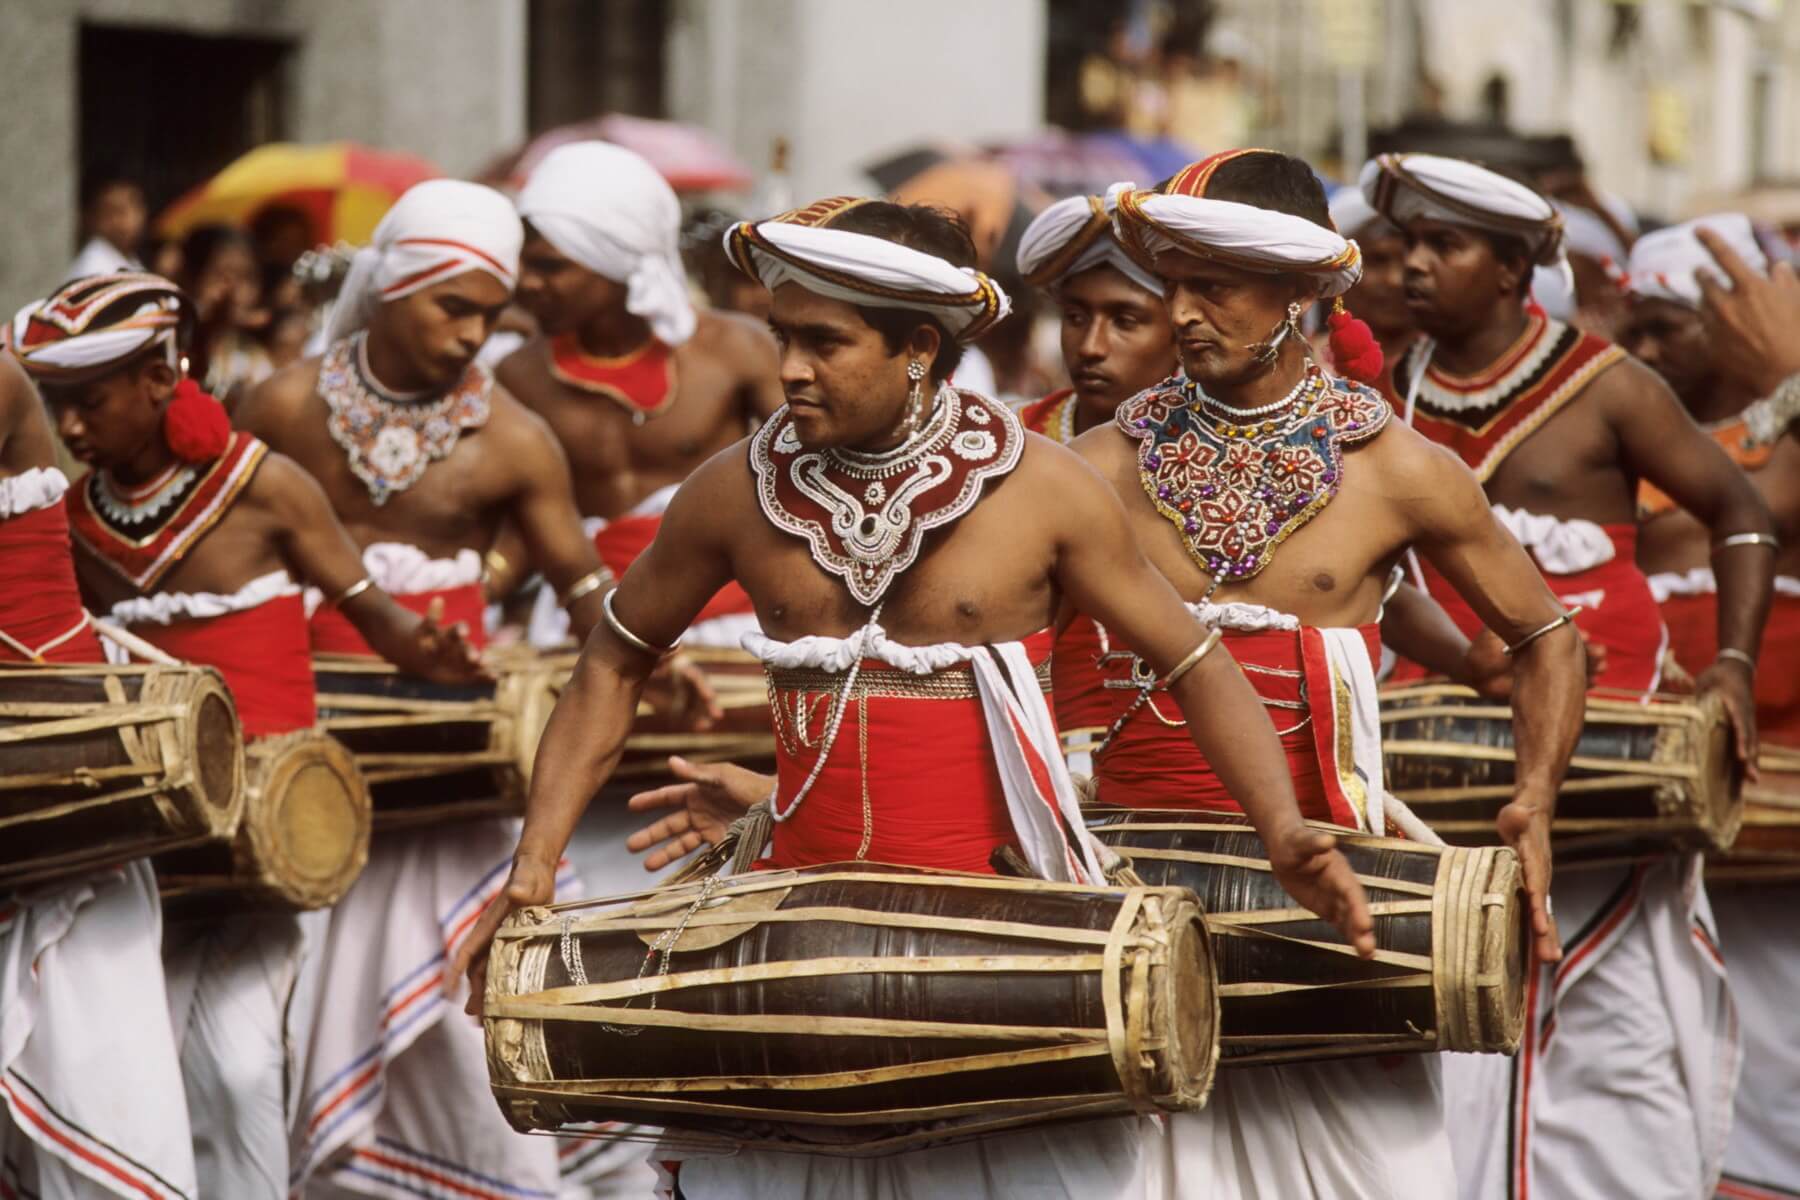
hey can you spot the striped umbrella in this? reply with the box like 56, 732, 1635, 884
155, 141, 443, 246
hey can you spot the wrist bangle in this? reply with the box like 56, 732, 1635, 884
1717, 647, 1756, 673
1712, 532, 1781, 554
1159, 627, 1223, 689
558, 568, 611, 610
1504, 606, 1582, 657
602, 588, 674, 658
483, 548, 512, 584
331, 577, 374, 607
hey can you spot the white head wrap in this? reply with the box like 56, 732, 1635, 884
1627, 213, 1767, 310
517, 141, 697, 347
1015, 192, 1162, 296
1360, 153, 1565, 267
725, 202, 1010, 342
1111, 185, 1364, 298
323, 179, 522, 345
1327, 187, 1391, 242
9, 273, 186, 384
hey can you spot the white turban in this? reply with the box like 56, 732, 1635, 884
323, 179, 522, 345
1016, 192, 1162, 296
1111, 184, 1364, 298
1360, 153, 1565, 267
1327, 186, 1390, 242
725, 207, 1010, 342
9, 273, 186, 384
517, 141, 697, 347
1627, 213, 1767, 309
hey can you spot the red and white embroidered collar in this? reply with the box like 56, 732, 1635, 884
320, 333, 492, 506
546, 333, 677, 425
69, 431, 268, 590
749, 387, 1024, 606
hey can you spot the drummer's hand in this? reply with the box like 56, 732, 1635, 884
1697, 659, 1760, 780
1268, 824, 1376, 958
640, 656, 724, 731
409, 596, 490, 685
452, 851, 558, 1016
625, 756, 770, 870
1496, 793, 1562, 962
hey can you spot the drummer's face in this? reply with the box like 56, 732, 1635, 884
1619, 296, 1714, 409
43, 357, 168, 471
514, 229, 627, 335
370, 272, 512, 391
1156, 249, 1312, 391
768, 283, 924, 451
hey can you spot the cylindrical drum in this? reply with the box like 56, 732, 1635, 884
1381, 684, 1741, 855
484, 863, 1218, 1156
314, 649, 558, 831
158, 729, 371, 910
0, 663, 244, 888
1709, 744, 1800, 885
549, 646, 776, 782
1089, 808, 1527, 1063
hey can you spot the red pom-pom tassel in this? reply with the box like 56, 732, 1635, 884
1327, 309, 1385, 384
162, 379, 232, 464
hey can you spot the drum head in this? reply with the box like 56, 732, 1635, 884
247, 734, 370, 910
179, 672, 245, 840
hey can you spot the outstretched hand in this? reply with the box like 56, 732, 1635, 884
450, 853, 558, 1016
624, 756, 771, 870
1696, 660, 1760, 781
409, 596, 489, 685
1267, 824, 1376, 958
1496, 794, 1562, 963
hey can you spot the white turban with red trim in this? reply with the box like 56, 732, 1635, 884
1627, 213, 1767, 310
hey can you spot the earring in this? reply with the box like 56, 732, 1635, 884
904, 360, 926, 436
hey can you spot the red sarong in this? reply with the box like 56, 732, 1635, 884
1094, 624, 1381, 828
1661, 588, 1800, 745
129, 594, 316, 737
762, 629, 1056, 874
1052, 615, 1113, 734
0, 499, 104, 664
591, 515, 751, 625
308, 583, 489, 659
1395, 524, 1663, 695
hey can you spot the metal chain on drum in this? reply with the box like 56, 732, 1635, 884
598, 873, 723, 1037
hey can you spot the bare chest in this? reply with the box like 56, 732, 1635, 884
1479, 400, 1632, 521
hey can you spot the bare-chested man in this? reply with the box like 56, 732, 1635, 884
496, 141, 781, 646
1621, 217, 1800, 1200
458, 196, 1378, 1199
236, 180, 605, 1200
14, 271, 484, 1200
0, 303, 197, 1200
1363, 151, 1774, 1200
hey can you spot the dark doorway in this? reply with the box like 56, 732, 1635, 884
79, 22, 291, 227
526, 0, 668, 133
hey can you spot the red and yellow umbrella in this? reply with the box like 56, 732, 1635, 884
156, 141, 443, 246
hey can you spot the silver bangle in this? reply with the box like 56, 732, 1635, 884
331, 577, 374, 607
559, 567, 611, 610
1504, 606, 1582, 657
1717, 647, 1756, 673
1713, 532, 1781, 553
1159, 628, 1223, 689
602, 588, 674, 658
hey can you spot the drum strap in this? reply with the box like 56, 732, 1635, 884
1100, 887, 1155, 1113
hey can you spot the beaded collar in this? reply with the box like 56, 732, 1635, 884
1117, 366, 1390, 585
91, 461, 198, 527
320, 333, 492, 506
546, 332, 677, 425
750, 386, 1024, 605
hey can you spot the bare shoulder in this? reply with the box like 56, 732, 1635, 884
242, 447, 330, 520
0, 353, 54, 469
1583, 352, 1677, 417
238, 356, 323, 441
1359, 418, 1485, 502
492, 336, 549, 405
482, 379, 568, 457
691, 309, 776, 372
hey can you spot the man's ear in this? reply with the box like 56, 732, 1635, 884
906, 323, 943, 377
139, 357, 178, 404
1495, 251, 1531, 298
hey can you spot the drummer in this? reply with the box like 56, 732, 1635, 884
1363, 152, 1774, 1200
497, 141, 783, 649
235, 181, 602, 1199
9, 271, 486, 1200
1620, 219, 1800, 1200
456, 194, 1380, 1198
0, 340, 198, 1199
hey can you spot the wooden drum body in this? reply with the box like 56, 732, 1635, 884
1709, 745, 1800, 885
314, 651, 557, 831
158, 729, 371, 910
485, 863, 1217, 1156
0, 663, 244, 888
1090, 809, 1526, 1064
1381, 684, 1741, 855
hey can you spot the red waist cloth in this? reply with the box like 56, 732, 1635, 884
1093, 624, 1381, 827
1394, 523, 1663, 694
1661, 588, 1800, 745
308, 582, 489, 659
593, 514, 751, 625
130, 594, 316, 737
0, 499, 104, 664
1053, 615, 1113, 733
763, 629, 1055, 874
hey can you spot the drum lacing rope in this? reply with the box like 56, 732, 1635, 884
589, 873, 724, 1037
769, 601, 884, 823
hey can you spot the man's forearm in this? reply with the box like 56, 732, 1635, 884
1170, 652, 1307, 846
1507, 626, 1585, 800
515, 653, 645, 868
1712, 537, 1776, 664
